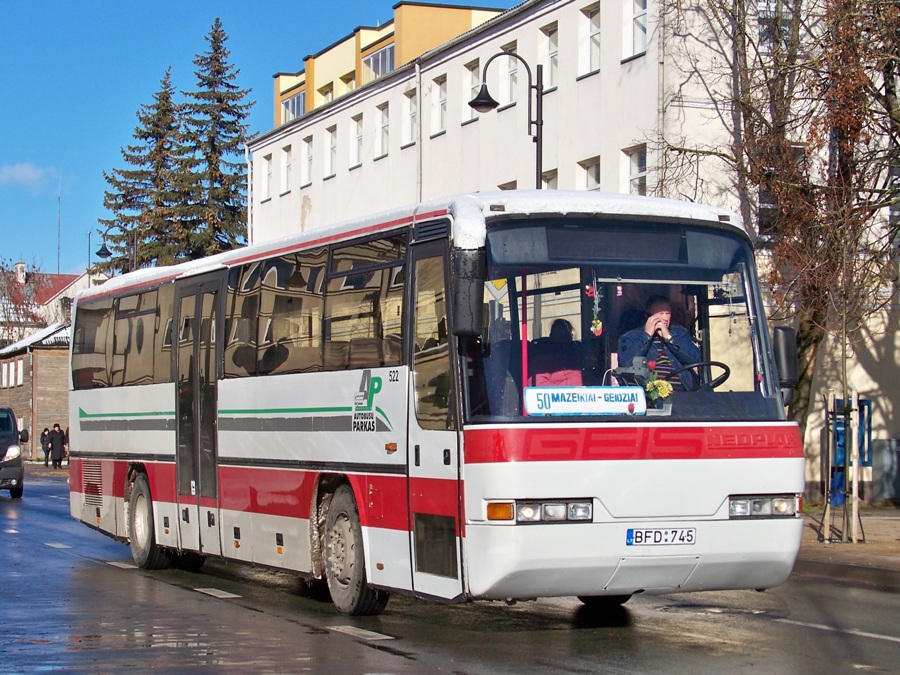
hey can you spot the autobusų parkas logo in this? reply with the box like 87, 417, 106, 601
353, 370, 383, 432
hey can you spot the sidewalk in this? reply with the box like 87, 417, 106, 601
794, 505, 900, 592
24, 462, 900, 592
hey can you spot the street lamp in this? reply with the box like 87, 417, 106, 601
469, 52, 544, 189
95, 239, 112, 260
95, 229, 139, 272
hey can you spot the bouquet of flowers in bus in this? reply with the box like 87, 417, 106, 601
644, 361, 673, 407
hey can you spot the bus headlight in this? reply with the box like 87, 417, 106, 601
486, 500, 593, 523
729, 495, 798, 518
3, 445, 21, 461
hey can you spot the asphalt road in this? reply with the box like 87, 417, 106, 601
4, 477, 899, 673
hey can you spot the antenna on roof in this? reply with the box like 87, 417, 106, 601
57, 172, 61, 274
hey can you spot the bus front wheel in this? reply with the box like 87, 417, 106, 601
129, 473, 170, 570
324, 485, 389, 615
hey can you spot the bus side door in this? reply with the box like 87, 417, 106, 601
407, 240, 464, 601
174, 273, 225, 557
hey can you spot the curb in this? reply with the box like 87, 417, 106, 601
791, 558, 900, 593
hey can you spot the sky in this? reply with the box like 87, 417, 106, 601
0, 0, 518, 277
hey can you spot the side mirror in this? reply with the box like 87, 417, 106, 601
451, 248, 486, 337
19, 429, 29, 443
773, 326, 798, 405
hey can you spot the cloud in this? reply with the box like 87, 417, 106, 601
0, 163, 57, 194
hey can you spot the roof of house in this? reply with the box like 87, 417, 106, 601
0, 322, 70, 357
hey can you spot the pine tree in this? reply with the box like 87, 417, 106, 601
181, 17, 254, 259
98, 68, 186, 274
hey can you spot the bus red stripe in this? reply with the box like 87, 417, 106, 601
462, 425, 803, 463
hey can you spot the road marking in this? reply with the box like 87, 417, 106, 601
195, 588, 242, 599
329, 626, 395, 641
107, 561, 138, 569
4, 529, 18, 534
775, 618, 900, 644
44, 542, 71, 549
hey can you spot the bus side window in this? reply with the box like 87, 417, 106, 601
225, 264, 260, 377
72, 298, 114, 390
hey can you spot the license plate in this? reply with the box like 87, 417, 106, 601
626, 528, 696, 546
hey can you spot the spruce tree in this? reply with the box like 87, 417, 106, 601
98, 68, 186, 273
181, 17, 254, 259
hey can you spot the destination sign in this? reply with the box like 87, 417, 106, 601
523, 386, 647, 416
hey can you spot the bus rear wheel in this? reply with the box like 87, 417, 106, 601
324, 485, 389, 615
129, 473, 170, 570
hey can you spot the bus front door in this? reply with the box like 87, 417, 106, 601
174, 275, 224, 558
407, 242, 464, 601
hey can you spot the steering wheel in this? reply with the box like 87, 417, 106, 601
671, 360, 731, 391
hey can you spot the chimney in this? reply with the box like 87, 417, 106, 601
14, 262, 26, 285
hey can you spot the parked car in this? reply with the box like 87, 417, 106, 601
0, 407, 28, 499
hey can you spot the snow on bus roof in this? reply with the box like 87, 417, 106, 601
77, 191, 741, 301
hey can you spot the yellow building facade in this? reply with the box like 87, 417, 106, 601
273, 2, 505, 127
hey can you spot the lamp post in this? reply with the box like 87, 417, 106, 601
469, 52, 543, 189
95, 229, 138, 273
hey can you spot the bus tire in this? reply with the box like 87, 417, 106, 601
172, 551, 206, 572
577, 594, 631, 609
324, 485, 389, 615
129, 473, 170, 570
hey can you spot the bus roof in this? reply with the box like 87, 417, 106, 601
78, 190, 743, 302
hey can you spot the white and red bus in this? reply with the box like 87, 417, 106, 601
69, 191, 804, 615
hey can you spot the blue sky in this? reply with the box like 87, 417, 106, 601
0, 0, 517, 276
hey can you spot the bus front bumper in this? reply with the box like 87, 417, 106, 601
463, 516, 803, 601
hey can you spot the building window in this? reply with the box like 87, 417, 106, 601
17, 359, 23, 386
464, 60, 480, 121
282, 91, 306, 123
377, 103, 390, 158
363, 44, 395, 84
325, 126, 337, 177
280, 146, 292, 194
341, 71, 356, 94
433, 76, 447, 134
262, 154, 273, 200
579, 156, 601, 190
628, 145, 647, 195
542, 169, 558, 190
582, 5, 601, 73
301, 136, 313, 185
631, 0, 648, 56
351, 114, 363, 166
758, 0, 793, 52
502, 42, 518, 105
319, 83, 334, 105
543, 24, 559, 88
403, 90, 418, 145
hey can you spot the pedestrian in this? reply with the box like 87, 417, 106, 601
40, 427, 51, 467
48, 423, 67, 469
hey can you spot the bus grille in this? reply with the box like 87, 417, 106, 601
82, 461, 103, 507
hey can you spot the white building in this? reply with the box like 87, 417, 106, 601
247, 0, 710, 241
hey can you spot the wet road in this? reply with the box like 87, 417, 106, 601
4, 477, 900, 673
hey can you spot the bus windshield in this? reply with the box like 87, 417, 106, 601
461, 217, 783, 422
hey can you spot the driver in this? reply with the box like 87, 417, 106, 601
617, 295, 701, 390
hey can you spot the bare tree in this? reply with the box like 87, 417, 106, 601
0, 259, 51, 348
660, 0, 899, 444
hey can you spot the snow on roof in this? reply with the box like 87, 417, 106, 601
0, 322, 70, 357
